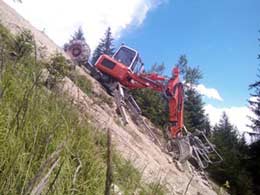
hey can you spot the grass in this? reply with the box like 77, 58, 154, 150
68, 71, 93, 95
0, 23, 167, 195
112, 155, 167, 195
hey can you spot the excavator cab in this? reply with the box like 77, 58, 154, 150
113, 45, 144, 74
94, 45, 145, 86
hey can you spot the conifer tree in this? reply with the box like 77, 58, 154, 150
209, 113, 253, 195
245, 33, 260, 195
247, 140, 260, 194
72, 27, 85, 41
248, 37, 260, 132
91, 27, 115, 65
131, 63, 167, 128
184, 87, 208, 132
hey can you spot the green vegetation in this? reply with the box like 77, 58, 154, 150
91, 27, 115, 65
130, 48, 260, 195
175, 55, 210, 134
131, 63, 168, 130
131, 88, 168, 128
246, 140, 260, 194
112, 155, 166, 195
245, 33, 260, 195
248, 56, 260, 132
208, 113, 254, 195
69, 71, 93, 95
207, 33, 260, 195
131, 57, 210, 135
0, 23, 166, 194
0, 23, 106, 194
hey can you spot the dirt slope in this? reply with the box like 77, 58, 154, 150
62, 68, 218, 195
0, 1, 218, 194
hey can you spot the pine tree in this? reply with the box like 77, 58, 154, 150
245, 34, 260, 195
247, 140, 260, 194
131, 63, 167, 128
209, 113, 254, 195
248, 37, 260, 132
91, 27, 115, 65
131, 88, 168, 128
184, 88, 209, 132
72, 27, 85, 41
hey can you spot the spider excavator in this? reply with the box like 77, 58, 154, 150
66, 42, 222, 170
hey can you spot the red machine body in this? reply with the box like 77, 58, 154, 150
95, 45, 184, 138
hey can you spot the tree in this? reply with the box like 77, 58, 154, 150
132, 55, 210, 135
247, 140, 260, 195
175, 55, 202, 85
248, 37, 260, 132
184, 87, 209, 132
131, 63, 167, 128
91, 27, 115, 65
72, 27, 85, 41
149, 63, 165, 75
209, 113, 254, 195
245, 33, 260, 195
175, 55, 209, 133
131, 88, 168, 128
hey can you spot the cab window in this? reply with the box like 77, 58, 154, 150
114, 47, 137, 67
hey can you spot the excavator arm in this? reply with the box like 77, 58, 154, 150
96, 55, 185, 139
115, 67, 185, 138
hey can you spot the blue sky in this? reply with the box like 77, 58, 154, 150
3, 0, 259, 132
117, 0, 260, 108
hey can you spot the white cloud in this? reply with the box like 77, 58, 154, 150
4, 0, 165, 50
195, 84, 223, 101
204, 104, 254, 134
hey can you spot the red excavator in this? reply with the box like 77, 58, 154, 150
67, 43, 222, 169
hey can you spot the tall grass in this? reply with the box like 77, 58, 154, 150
0, 23, 167, 195
0, 25, 107, 194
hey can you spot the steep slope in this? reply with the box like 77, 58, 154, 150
62, 67, 218, 195
0, 1, 219, 194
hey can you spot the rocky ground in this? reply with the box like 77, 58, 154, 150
0, 1, 220, 194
